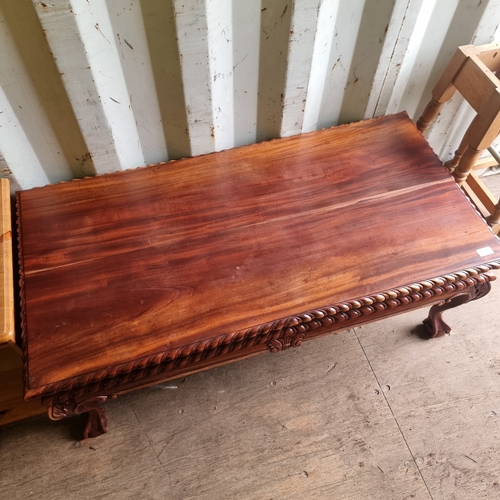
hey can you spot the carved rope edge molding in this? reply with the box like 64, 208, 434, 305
17, 262, 497, 403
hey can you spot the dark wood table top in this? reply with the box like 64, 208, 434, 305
17, 113, 500, 399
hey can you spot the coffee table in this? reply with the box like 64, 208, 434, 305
16, 113, 500, 438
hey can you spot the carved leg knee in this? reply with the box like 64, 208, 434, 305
423, 280, 492, 338
49, 396, 109, 439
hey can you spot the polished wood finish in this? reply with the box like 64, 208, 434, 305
17, 113, 500, 437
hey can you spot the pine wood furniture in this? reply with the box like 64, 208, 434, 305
16, 112, 500, 439
0, 178, 14, 349
418, 42, 500, 233
0, 179, 43, 425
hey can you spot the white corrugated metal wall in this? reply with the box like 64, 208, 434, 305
1, 0, 500, 192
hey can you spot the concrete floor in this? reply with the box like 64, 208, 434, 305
1, 273, 499, 500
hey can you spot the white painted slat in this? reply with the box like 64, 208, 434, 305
0, 0, 497, 188
302, 0, 341, 133
472, 0, 500, 45
138, 0, 192, 160
482, 1, 500, 154
365, 0, 425, 118
395, 0, 460, 121
385, 0, 437, 116
0, 86, 49, 190
316, 0, 366, 128
232, 0, 261, 147
173, 0, 215, 156
68, 0, 146, 169
389, 0, 462, 158
337, 0, 397, 124
106, 0, 168, 165
256, 0, 293, 142
0, 3, 75, 185
34, 0, 144, 174
206, 0, 235, 152
280, 0, 321, 137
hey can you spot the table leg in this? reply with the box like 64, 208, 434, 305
78, 398, 109, 439
423, 281, 492, 338
48, 396, 108, 439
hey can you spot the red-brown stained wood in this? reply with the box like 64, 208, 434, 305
17, 113, 500, 401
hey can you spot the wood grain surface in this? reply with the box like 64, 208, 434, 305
16, 113, 500, 399
0, 178, 14, 345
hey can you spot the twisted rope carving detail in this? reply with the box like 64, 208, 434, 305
16, 196, 29, 398
25, 264, 498, 404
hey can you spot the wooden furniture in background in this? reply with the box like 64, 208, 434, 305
0, 348, 47, 425
466, 146, 500, 235
0, 178, 14, 348
16, 113, 500, 439
0, 178, 45, 425
417, 43, 500, 233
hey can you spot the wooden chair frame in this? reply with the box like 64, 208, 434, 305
417, 43, 500, 230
